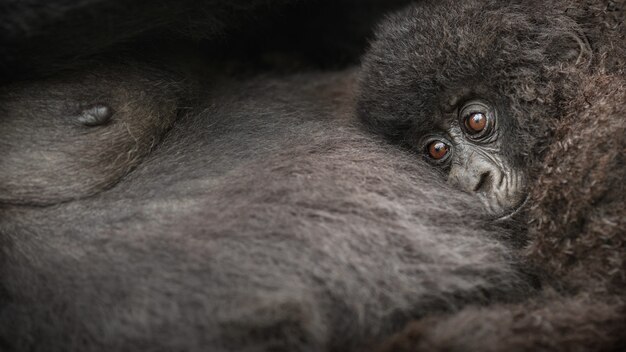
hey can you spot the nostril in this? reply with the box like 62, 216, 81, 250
474, 171, 493, 192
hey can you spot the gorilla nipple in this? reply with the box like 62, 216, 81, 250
77, 104, 114, 126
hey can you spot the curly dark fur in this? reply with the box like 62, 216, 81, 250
358, 0, 593, 168
528, 74, 625, 292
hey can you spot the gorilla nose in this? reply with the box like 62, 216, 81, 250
473, 171, 494, 192
448, 163, 497, 195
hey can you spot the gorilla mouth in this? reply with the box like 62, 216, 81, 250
494, 194, 529, 221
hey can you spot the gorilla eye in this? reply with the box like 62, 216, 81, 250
465, 112, 487, 132
459, 101, 494, 140
427, 140, 450, 160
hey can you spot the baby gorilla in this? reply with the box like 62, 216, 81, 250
357, 0, 590, 216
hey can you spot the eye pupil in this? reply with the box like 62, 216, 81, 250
428, 141, 449, 160
466, 112, 487, 132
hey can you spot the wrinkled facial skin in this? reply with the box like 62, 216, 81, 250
416, 98, 527, 216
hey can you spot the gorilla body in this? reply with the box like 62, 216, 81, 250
0, 67, 533, 351
1, 0, 624, 350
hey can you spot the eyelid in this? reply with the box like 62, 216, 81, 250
459, 101, 490, 116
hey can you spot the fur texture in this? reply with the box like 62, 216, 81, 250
357, 0, 592, 170
363, 0, 626, 350
358, 0, 624, 172
0, 69, 534, 351
527, 74, 625, 293
0, 62, 188, 205
1, 0, 624, 350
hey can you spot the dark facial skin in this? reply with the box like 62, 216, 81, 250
357, 0, 587, 217
417, 98, 526, 216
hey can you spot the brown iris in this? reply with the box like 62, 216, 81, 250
427, 141, 449, 160
465, 112, 487, 133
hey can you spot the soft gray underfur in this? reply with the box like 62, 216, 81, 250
0, 70, 533, 351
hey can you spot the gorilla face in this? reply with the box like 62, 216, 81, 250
357, 0, 587, 217
418, 98, 527, 216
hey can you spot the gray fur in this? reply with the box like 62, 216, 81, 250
0, 63, 185, 205
0, 69, 534, 351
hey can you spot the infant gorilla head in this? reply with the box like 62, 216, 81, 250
358, 0, 588, 216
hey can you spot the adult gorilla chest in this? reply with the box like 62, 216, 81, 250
0, 69, 531, 352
